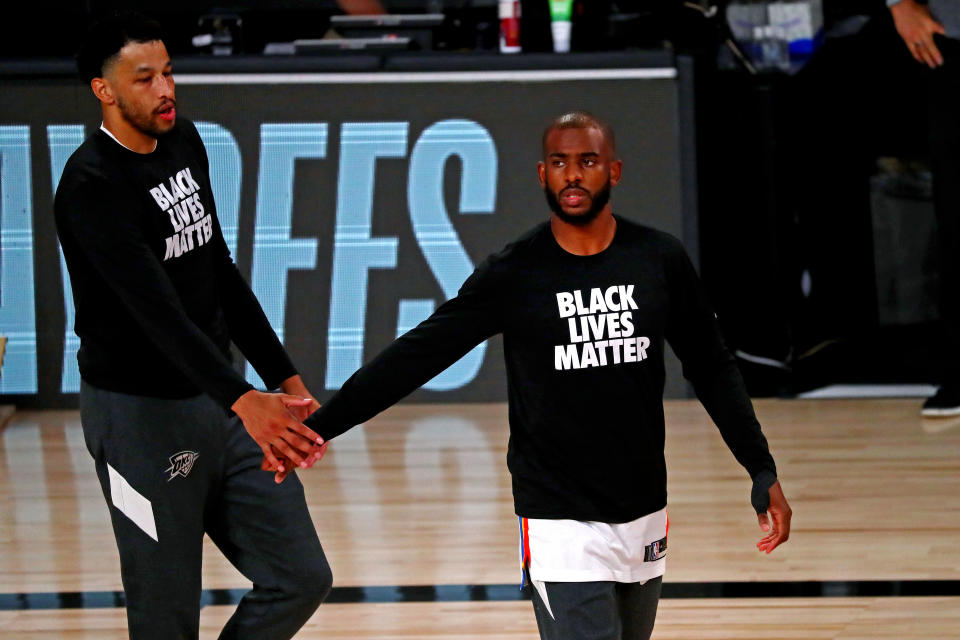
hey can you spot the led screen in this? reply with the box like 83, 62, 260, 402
0, 67, 691, 406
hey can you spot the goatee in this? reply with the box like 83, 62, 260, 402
544, 179, 612, 226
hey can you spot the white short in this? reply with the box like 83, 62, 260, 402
520, 508, 667, 584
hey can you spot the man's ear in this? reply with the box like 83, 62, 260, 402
537, 161, 546, 187
91, 77, 115, 106
610, 158, 623, 187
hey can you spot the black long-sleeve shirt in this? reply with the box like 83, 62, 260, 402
54, 119, 295, 409
307, 216, 776, 522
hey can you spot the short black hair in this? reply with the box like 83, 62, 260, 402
542, 111, 617, 158
76, 11, 164, 84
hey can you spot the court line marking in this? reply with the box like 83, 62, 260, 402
797, 384, 938, 399
2, 580, 959, 610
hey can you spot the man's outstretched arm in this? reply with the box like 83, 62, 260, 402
309, 263, 504, 438
270, 270, 503, 481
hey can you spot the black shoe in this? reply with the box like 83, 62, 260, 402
921, 385, 960, 417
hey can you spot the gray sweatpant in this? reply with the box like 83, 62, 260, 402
529, 577, 663, 640
80, 382, 331, 640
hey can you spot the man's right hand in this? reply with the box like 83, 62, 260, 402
231, 389, 325, 472
891, 0, 946, 68
262, 398, 328, 483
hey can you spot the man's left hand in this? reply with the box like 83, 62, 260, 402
756, 480, 792, 554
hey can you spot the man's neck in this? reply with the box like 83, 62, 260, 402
550, 209, 617, 256
101, 110, 158, 154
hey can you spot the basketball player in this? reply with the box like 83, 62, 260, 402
55, 12, 330, 639
284, 111, 792, 639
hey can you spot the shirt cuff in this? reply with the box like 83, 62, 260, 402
750, 469, 778, 514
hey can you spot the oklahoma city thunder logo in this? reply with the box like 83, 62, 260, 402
165, 451, 199, 481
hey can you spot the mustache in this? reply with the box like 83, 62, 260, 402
560, 185, 589, 197
154, 99, 177, 114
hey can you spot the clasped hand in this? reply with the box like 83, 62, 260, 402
231, 389, 327, 484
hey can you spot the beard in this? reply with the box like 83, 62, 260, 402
543, 178, 612, 226
116, 94, 177, 138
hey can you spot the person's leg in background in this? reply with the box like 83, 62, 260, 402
786, 11, 930, 389
788, 24, 880, 352
208, 414, 332, 640
924, 35, 960, 416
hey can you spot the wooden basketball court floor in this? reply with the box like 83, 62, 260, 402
1, 398, 959, 639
